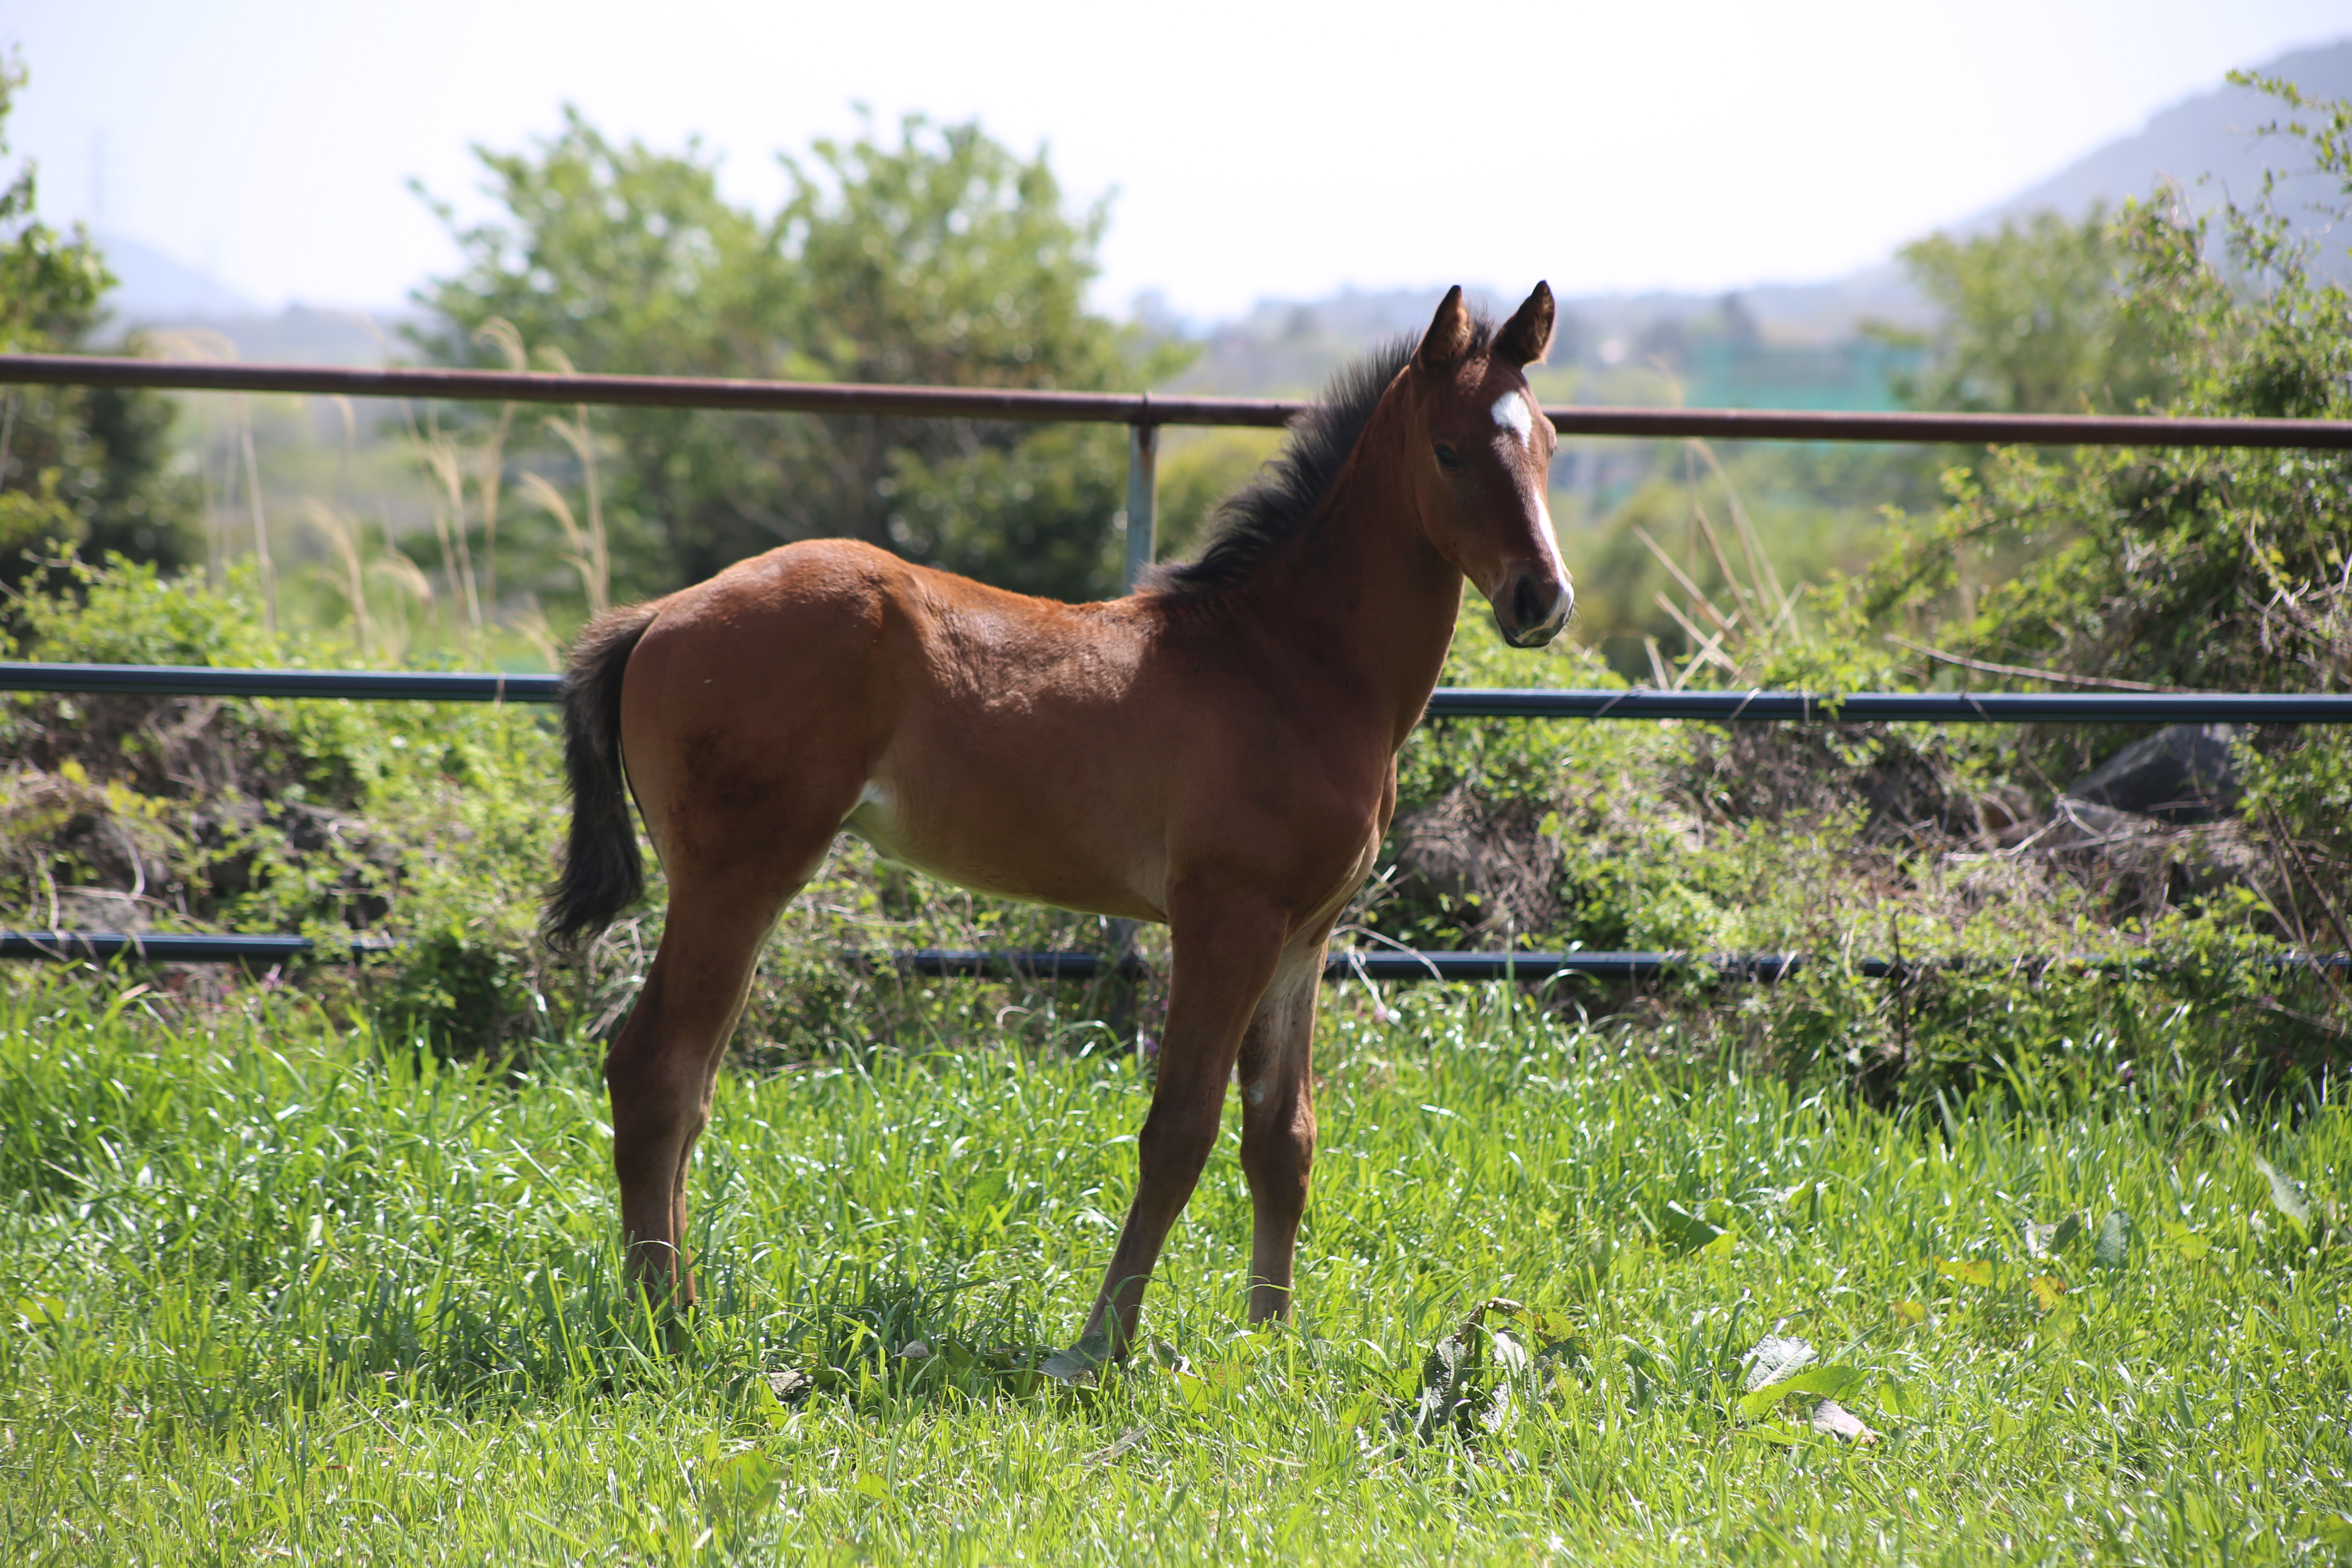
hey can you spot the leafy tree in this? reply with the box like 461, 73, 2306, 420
1858, 76, 2352, 907
416, 111, 1184, 604
1868, 89, 2350, 691
0, 55, 198, 581
1881, 208, 2169, 415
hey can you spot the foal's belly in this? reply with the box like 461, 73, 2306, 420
840, 773, 1170, 925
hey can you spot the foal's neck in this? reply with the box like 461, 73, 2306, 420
1243, 400, 1465, 750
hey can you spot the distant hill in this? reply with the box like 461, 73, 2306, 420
1963, 39, 2352, 247
131, 305, 416, 367
1181, 39, 2352, 400
95, 231, 257, 321
93, 232, 412, 365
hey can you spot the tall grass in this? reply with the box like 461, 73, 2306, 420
1, 968, 2343, 1563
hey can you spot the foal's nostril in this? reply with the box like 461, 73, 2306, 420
1512, 571, 1549, 633
1497, 568, 1571, 647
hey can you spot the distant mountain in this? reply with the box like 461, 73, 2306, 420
87, 227, 423, 364
131, 304, 416, 367
1181, 39, 2352, 399
95, 231, 258, 321
1962, 39, 2352, 247
83, 231, 415, 365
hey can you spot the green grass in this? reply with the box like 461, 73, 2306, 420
1, 970, 2346, 1565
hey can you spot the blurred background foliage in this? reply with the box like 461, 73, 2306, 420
0, 59, 197, 586
412, 109, 1191, 604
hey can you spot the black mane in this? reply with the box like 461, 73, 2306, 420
1146, 316, 1493, 597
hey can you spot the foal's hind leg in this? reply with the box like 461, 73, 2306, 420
605, 826, 837, 1307
1236, 934, 1327, 1324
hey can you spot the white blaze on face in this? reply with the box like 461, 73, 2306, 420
1491, 389, 1534, 445
1535, 492, 1567, 575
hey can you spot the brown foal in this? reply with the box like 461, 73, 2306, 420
546, 283, 1571, 1369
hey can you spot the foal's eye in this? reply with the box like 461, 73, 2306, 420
1434, 443, 1464, 472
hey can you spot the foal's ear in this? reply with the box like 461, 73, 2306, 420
1416, 285, 1476, 374
1497, 281, 1555, 368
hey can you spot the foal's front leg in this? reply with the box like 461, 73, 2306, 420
1064, 893, 1290, 1370
1236, 935, 1327, 1324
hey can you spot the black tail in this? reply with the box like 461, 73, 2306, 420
543, 603, 662, 951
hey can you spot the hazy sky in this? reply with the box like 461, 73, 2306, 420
5, 0, 2347, 322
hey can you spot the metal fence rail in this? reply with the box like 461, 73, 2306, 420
870, 948, 2352, 982
0, 932, 397, 962
7, 662, 2352, 724
8, 351, 2352, 450
9, 933, 2345, 980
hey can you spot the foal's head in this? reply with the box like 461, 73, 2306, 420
1401, 283, 1573, 648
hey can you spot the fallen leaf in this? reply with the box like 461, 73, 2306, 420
1737, 1365, 1864, 1419
2254, 1157, 2312, 1227
1037, 1350, 1099, 1388
1083, 1428, 1146, 1466
1934, 1258, 2005, 1287
1738, 1335, 1816, 1392
1810, 1399, 1881, 1444
1890, 1299, 1929, 1327
2023, 1214, 2087, 1257
2026, 1275, 2067, 1312
2092, 1210, 2131, 1270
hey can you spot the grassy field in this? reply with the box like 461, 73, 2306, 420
0, 969, 2345, 1566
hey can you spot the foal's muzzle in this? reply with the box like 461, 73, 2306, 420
1494, 564, 1573, 648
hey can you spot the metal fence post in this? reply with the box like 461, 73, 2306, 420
1109, 415, 1160, 1045
1123, 417, 1158, 592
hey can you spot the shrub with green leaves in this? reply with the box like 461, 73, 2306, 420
0, 553, 570, 1050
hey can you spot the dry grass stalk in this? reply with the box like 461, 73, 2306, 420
535, 345, 613, 621
1687, 438, 1791, 621
518, 471, 608, 619
472, 319, 529, 614
410, 414, 484, 647
300, 501, 370, 657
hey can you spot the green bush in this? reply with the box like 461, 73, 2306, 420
0, 553, 570, 1052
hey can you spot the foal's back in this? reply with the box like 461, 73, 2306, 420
617, 537, 1346, 925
